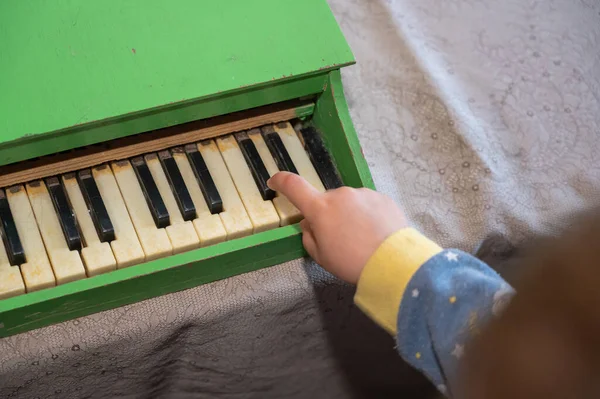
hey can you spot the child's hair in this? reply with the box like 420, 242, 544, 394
457, 207, 600, 399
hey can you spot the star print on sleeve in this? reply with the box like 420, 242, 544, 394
394, 249, 513, 397
451, 343, 464, 359
445, 251, 459, 262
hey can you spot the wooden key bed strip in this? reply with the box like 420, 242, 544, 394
0, 100, 314, 189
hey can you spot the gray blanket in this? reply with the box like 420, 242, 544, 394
1, 0, 599, 397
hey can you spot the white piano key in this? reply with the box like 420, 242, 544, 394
0, 235, 25, 299
26, 181, 87, 284
171, 149, 228, 246
111, 160, 173, 261
197, 140, 253, 239
216, 135, 280, 233
62, 174, 117, 276
6, 185, 56, 291
272, 122, 326, 193
145, 154, 200, 254
92, 164, 145, 267
247, 130, 302, 226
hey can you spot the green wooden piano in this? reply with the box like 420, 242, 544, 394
0, 0, 373, 337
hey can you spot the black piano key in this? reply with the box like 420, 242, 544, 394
235, 132, 276, 201
263, 131, 299, 174
46, 177, 82, 251
157, 150, 197, 221
0, 189, 25, 265
185, 144, 223, 214
76, 168, 115, 242
298, 126, 344, 190
131, 156, 170, 229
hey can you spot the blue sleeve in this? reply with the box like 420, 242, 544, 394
395, 249, 515, 396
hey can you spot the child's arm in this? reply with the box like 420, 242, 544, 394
268, 172, 514, 397
355, 228, 514, 395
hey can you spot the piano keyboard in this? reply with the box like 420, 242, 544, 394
0, 122, 341, 300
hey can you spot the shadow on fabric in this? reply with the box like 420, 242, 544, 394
304, 260, 437, 399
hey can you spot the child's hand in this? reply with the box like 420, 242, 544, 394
268, 172, 408, 284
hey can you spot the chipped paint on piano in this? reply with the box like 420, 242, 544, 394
0, 0, 374, 337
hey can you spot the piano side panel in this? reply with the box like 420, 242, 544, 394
312, 70, 375, 190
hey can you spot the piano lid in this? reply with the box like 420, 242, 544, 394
0, 0, 354, 144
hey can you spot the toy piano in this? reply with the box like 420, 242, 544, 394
0, 0, 373, 337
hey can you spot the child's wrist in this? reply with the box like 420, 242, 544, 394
354, 228, 442, 335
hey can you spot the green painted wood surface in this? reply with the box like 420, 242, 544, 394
0, 71, 374, 338
0, 0, 354, 146
0, 75, 324, 167
0, 224, 305, 336
313, 70, 375, 190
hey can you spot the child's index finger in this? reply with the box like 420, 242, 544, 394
267, 171, 322, 218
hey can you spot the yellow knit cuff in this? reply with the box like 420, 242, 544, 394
354, 228, 442, 335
